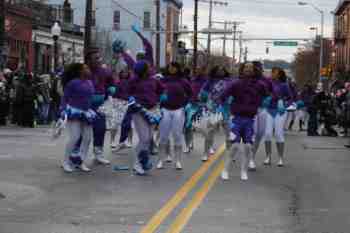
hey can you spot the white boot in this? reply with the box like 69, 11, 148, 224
157, 143, 167, 169
174, 146, 183, 170
222, 143, 240, 181
221, 170, 229, 180
62, 161, 74, 173
156, 160, 164, 169
79, 163, 91, 172
276, 142, 285, 167
277, 158, 284, 167
201, 154, 208, 162
165, 155, 173, 163
241, 144, 250, 181
94, 147, 110, 165
248, 159, 257, 171
263, 141, 272, 166
133, 162, 145, 175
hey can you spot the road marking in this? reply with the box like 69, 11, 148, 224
165, 159, 224, 233
139, 145, 225, 233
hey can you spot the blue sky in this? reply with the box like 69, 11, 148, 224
181, 0, 338, 62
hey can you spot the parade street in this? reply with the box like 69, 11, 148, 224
0, 127, 349, 233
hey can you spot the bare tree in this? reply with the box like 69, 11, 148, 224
291, 48, 319, 88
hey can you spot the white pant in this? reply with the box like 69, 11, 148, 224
296, 109, 308, 123
254, 109, 268, 143
159, 108, 185, 146
265, 113, 287, 143
284, 111, 296, 129
65, 120, 93, 162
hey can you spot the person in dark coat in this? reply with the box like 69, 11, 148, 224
17, 74, 37, 127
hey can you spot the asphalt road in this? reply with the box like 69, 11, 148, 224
0, 126, 349, 233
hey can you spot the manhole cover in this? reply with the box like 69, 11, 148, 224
0, 192, 6, 199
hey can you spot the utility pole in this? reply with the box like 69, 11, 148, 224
238, 32, 243, 64
222, 22, 227, 56
0, 0, 6, 70
193, 0, 199, 71
244, 46, 248, 63
155, 0, 161, 70
231, 21, 244, 69
199, 0, 228, 56
207, 0, 213, 56
84, 0, 93, 59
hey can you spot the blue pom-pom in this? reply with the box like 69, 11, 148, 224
112, 38, 127, 54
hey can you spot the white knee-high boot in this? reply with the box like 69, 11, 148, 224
174, 145, 183, 170
276, 142, 285, 167
241, 144, 251, 181
156, 143, 167, 169
221, 143, 240, 180
264, 141, 272, 165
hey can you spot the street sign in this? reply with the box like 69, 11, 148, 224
273, 41, 298, 47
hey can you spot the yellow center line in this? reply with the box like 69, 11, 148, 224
140, 145, 225, 233
165, 159, 225, 233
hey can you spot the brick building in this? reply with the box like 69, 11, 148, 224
334, 0, 350, 72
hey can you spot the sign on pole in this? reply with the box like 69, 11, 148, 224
273, 41, 298, 47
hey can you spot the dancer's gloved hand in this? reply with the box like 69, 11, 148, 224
227, 96, 234, 105
296, 100, 305, 109
277, 99, 286, 114
59, 109, 68, 120
84, 109, 97, 124
262, 96, 272, 109
131, 24, 141, 34
160, 93, 168, 103
91, 94, 105, 106
107, 86, 117, 96
128, 96, 136, 104
185, 103, 192, 112
199, 91, 209, 102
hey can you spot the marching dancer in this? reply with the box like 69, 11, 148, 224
220, 62, 268, 181
83, 48, 117, 165
184, 67, 208, 153
110, 68, 133, 150
156, 62, 193, 170
60, 63, 96, 173
128, 60, 165, 175
263, 67, 293, 167
250, 61, 273, 171
198, 65, 228, 162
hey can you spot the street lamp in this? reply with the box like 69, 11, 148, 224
310, 27, 318, 38
51, 21, 61, 72
309, 27, 319, 46
298, 1, 324, 81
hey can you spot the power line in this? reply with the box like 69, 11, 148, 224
226, 0, 334, 7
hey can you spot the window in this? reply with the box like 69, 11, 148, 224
144, 11, 151, 30
113, 11, 120, 31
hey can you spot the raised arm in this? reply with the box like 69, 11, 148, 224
121, 52, 136, 70
132, 25, 154, 66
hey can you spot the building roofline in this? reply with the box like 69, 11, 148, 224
335, 0, 350, 15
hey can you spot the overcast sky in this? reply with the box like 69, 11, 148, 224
181, 0, 338, 62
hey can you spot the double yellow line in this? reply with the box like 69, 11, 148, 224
140, 145, 226, 233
